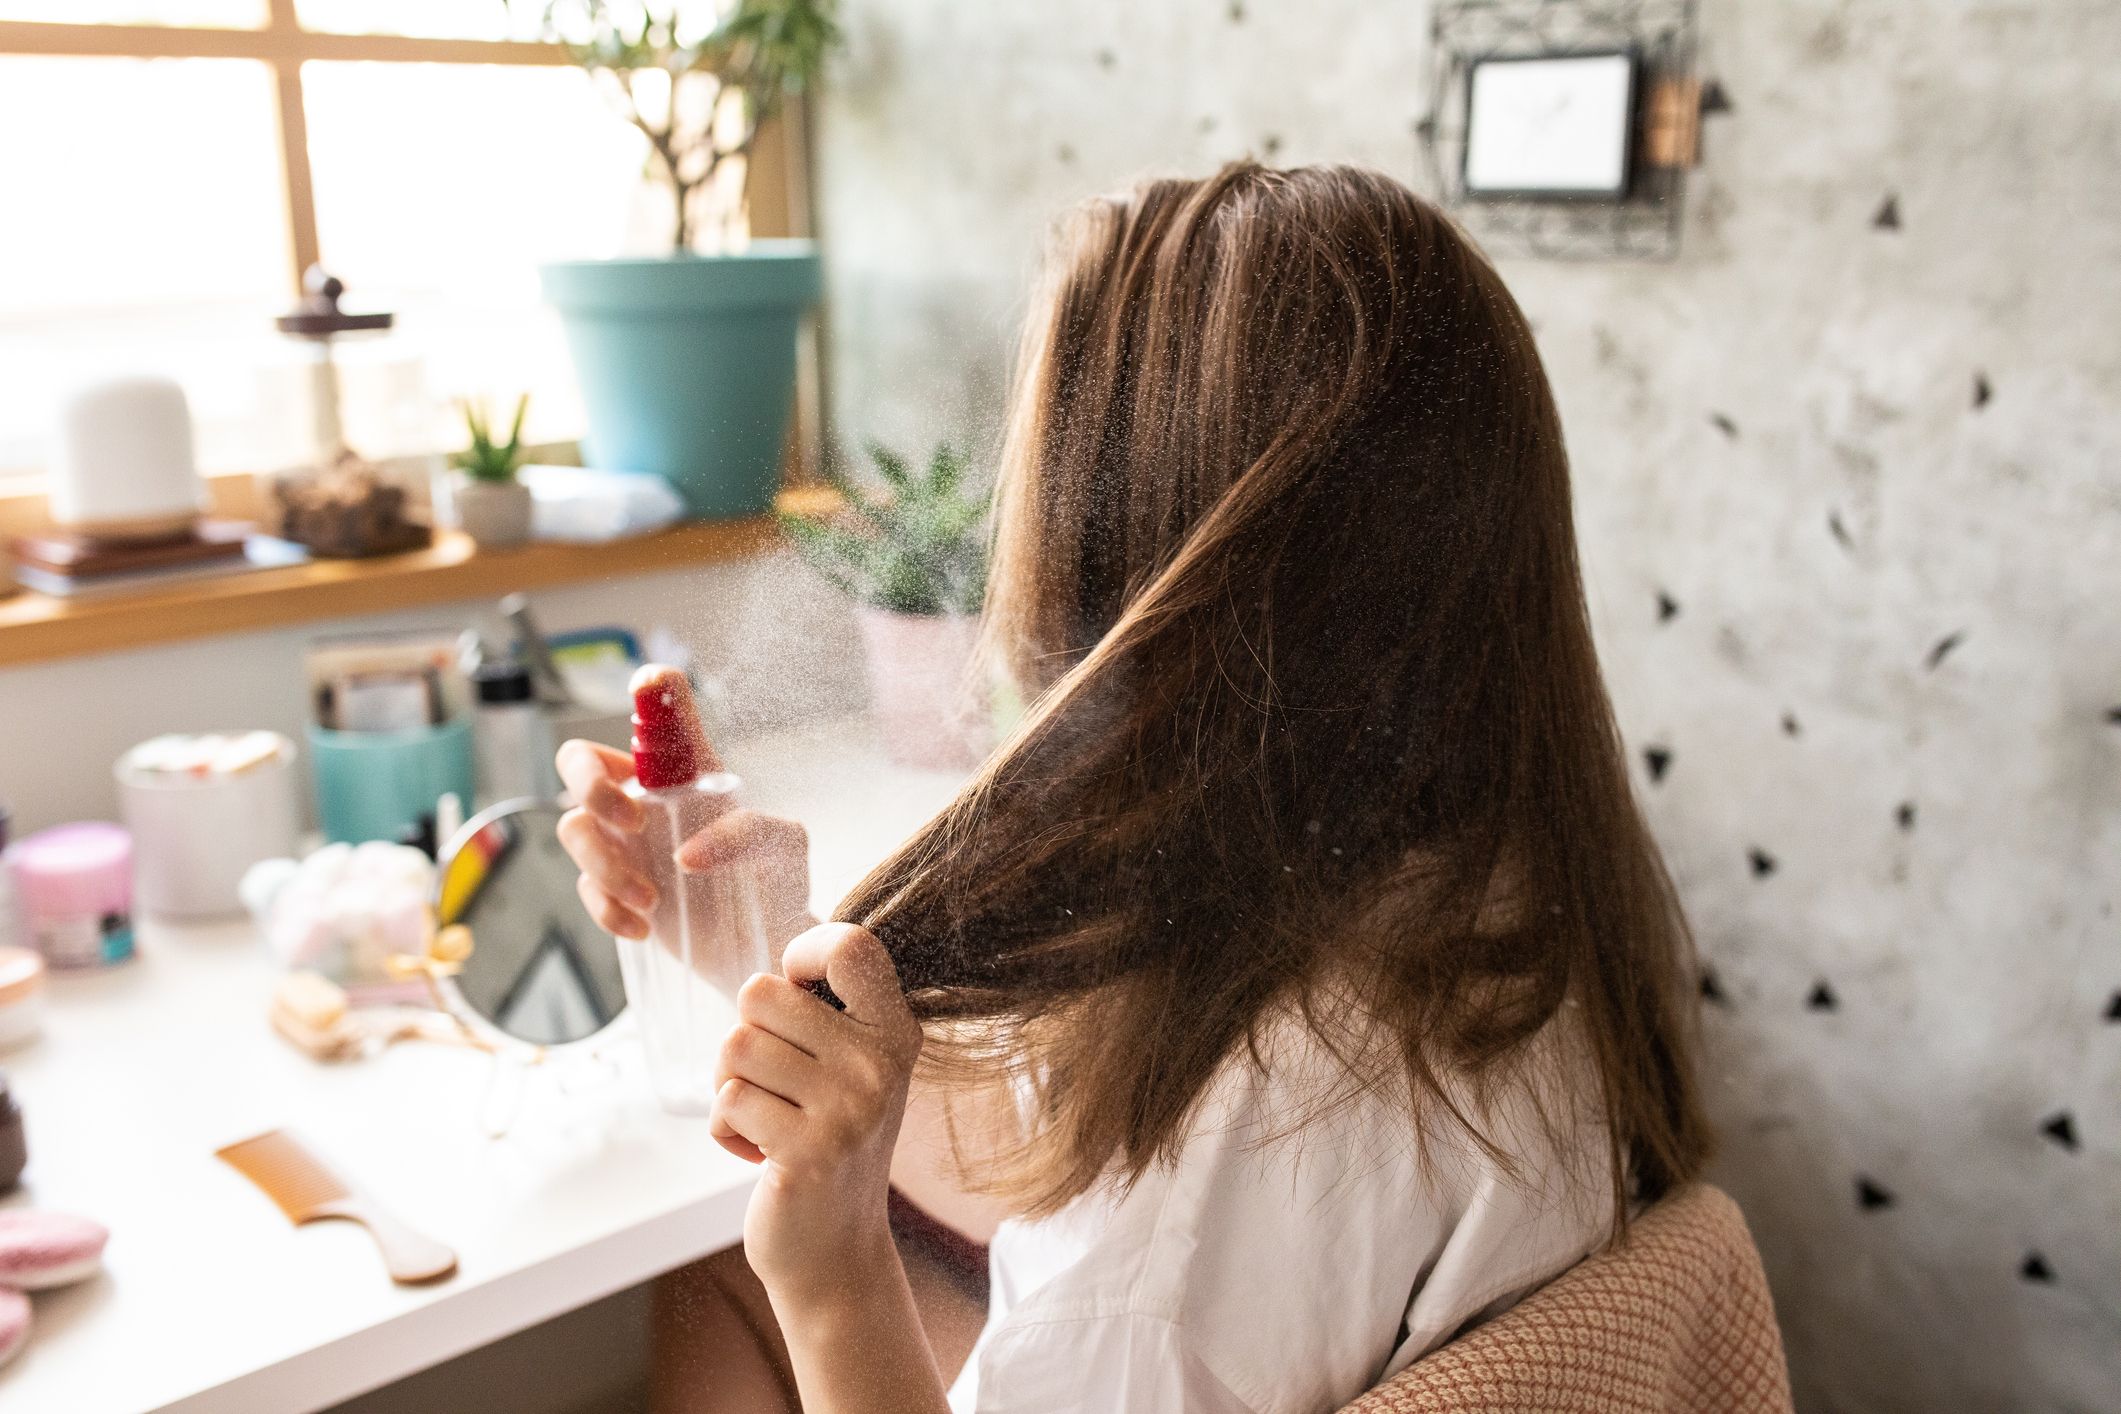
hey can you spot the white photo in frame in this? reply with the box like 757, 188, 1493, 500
1462, 51, 1637, 200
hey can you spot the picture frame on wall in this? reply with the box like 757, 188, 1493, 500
1461, 50, 1639, 201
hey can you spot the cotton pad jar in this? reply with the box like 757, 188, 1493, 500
117, 731, 299, 917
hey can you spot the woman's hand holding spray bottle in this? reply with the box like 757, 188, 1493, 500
553, 666, 924, 1313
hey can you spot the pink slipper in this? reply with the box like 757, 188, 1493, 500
0, 1210, 107, 1290
0, 1287, 26, 1368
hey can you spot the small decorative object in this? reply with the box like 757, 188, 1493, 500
47, 375, 205, 542
19, 377, 276, 592
1642, 73, 1702, 168
1462, 51, 1637, 199
275, 266, 392, 464
266, 269, 428, 557
271, 449, 428, 558
781, 444, 992, 769
524, 0, 839, 518
446, 395, 534, 550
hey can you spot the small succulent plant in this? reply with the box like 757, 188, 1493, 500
451, 395, 531, 484
780, 443, 989, 617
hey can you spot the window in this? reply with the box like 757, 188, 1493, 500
0, 5, 782, 488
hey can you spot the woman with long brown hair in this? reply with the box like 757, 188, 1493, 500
559, 160, 1711, 1413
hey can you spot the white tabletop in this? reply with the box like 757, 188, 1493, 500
1, 717, 966, 1414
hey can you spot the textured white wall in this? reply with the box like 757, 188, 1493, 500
813, 2, 2121, 1409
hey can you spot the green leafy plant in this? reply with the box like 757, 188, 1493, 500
515, 0, 841, 250
780, 443, 990, 616
452, 395, 531, 484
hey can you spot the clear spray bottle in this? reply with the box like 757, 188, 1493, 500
617, 664, 773, 1115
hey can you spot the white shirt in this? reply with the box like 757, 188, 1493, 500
946, 1015, 1614, 1414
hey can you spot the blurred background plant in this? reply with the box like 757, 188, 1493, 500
450, 395, 532, 484
780, 443, 989, 617
514, 0, 842, 250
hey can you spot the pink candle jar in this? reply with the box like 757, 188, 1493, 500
8, 824, 135, 969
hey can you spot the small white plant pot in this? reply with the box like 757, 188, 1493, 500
451, 475, 534, 550
853, 606, 990, 771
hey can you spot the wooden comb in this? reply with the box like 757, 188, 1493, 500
216, 1130, 458, 1285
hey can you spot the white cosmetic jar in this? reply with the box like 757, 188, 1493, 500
116, 732, 301, 918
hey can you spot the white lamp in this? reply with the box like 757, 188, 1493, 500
48, 376, 206, 542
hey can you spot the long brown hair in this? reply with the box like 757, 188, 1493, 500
838, 162, 1710, 1226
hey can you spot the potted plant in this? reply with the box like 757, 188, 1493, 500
781, 443, 992, 770
448, 395, 535, 549
521, 0, 838, 520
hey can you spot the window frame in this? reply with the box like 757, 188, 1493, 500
0, 6, 593, 290
0, 6, 812, 520
0, 6, 807, 290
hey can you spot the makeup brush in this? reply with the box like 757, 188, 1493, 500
216, 1130, 457, 1284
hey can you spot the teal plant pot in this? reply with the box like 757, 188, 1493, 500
541, 242, 822, 520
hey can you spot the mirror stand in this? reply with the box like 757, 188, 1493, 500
420, 798, 638, 1136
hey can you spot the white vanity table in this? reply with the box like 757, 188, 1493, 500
0, 718, 966, 1414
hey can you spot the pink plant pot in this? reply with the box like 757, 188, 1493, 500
854, 607, 990, 772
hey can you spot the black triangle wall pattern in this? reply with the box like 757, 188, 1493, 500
2040, 1112, 2079, 1152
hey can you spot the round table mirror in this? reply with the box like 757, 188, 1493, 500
435, 799, 627, 1049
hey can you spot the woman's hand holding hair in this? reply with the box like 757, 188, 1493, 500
713, 923, 918, 1297
713, 924, 950, 1413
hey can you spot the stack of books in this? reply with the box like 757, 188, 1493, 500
7, 520, 307, 598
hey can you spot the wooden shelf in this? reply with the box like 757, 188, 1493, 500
0, 486, 836, 669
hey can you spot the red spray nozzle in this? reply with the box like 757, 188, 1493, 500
629, 664, 718, 789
